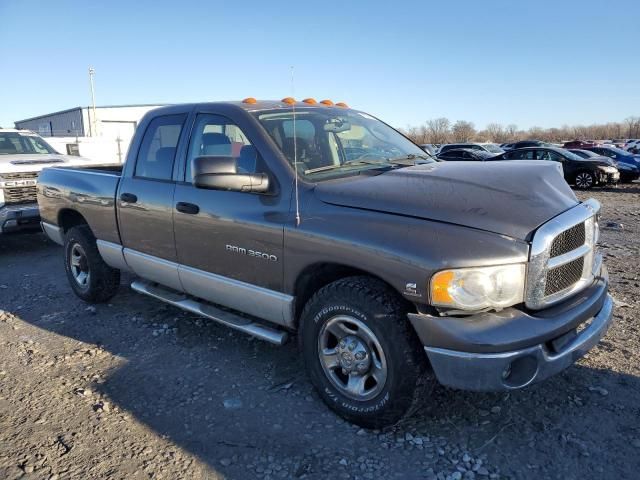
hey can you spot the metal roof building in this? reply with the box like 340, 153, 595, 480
14, 104, 165, 139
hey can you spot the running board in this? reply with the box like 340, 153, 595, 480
130, 279, 288, 345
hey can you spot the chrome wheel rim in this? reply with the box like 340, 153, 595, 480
576, 173, 593, 188
318, 315, 387, 401
70, 243, 90, 288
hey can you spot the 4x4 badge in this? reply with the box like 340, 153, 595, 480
405, 282, 421, 297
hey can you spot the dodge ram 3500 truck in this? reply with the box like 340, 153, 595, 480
37, 100, 614, 427
0, 128, 107, 234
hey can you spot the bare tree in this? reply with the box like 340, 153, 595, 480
506, 124, 519, 141
626, 117, 640, 138
426, 118, 451, 144
403, 116, 639, 145
451, 120, 476, 142
485, 123, 508, 143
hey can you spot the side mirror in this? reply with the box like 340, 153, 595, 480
193, 156, 270, 193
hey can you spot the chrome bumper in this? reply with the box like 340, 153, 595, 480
425, 295, 614, 391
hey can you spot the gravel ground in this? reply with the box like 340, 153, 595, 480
1, 184, 639, 480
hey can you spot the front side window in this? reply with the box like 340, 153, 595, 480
135, 114, 186, 180
483, 144, 503, 153
185, 114, 257, 182
255, 108, 431, 181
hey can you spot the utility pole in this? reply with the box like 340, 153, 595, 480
88, 67, 97, 137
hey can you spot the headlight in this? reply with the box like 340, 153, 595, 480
430, 264, 526, 311
598, 166, 617, 174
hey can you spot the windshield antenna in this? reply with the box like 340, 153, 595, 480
291, 66, 301, 227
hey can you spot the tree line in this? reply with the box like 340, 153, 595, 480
402, 117, 640, 144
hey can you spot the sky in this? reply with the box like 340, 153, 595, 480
1, 0, 639, 131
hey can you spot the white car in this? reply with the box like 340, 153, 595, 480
0, 129, 110, 234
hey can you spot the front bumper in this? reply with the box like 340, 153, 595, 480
0, 203, 41, 234
409, 266, 614, 391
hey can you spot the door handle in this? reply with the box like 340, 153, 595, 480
120, 192, 138, 203
176, 202, 200, 215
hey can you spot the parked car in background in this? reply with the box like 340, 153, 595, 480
569, 148, 640, 183
582, 145, 640, 182
511, 140, 551, 149
0, 128, 108, 235
491, 147, 619, 189
418, 144, 437, 156
439, 143, 504, 155
436, 148, 496, 161
623, 140, 640, 153
563, 140, 601, 149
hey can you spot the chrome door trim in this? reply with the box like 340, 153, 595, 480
123, 248, 184, 292
178, 263, 294, 328
97, 240, 131, 272
112, 246, 294, 328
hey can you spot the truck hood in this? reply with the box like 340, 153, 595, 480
314, 160, 578, 241
0, 153, 109, 175
575, 157, 615, 167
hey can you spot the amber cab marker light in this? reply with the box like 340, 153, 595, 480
281, 97, 296, 105
335, 102, 349, 108
242, 97, 257, 104
320, 99, 334, 106
302, 98, 317, 104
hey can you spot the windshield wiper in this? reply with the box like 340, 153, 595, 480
304, 159, 391, 175
386, 153, 432, 165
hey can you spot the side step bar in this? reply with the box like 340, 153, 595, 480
130, 279, 289, 346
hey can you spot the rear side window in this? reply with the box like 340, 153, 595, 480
135, 114, 186, 180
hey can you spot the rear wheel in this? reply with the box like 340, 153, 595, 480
574, 171, 595, 189
299, 276, 431, 428
64, 225, 120, 303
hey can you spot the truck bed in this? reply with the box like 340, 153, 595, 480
37, 165, 122, 244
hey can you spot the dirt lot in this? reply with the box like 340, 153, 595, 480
1, 185, 639, 480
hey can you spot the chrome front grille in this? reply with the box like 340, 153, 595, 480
0, 172, 39, 181
4, 186, 38, 204
545, 256, 585, 296
525, 199, 600, 309
549, 222, 585, 258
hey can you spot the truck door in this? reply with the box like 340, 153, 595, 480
173, 112, 290, 326
117, 113, 187, 291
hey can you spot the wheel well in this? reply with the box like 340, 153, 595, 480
58, 209, 89, 233
293, 263, 414, 323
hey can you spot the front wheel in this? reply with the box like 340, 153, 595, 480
574, 171, 595, 189
299, 276, 431, 428
64, 225, 120, 303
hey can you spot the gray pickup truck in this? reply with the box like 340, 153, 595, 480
38, 100, 614, 427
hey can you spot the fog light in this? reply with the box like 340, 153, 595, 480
502, 356, 538, 388
4, 219, 18, 228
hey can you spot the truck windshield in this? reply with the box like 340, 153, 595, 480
0, 132, 58, 155
254, 108, 433, 180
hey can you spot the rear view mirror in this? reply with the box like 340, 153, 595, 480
324, 118, 351, 133
193, 156, 269, 193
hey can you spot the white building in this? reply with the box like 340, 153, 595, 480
14, 104, 165, 163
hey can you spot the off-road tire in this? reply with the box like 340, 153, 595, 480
64, 225, 120, 303
299, 276, 432, 428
